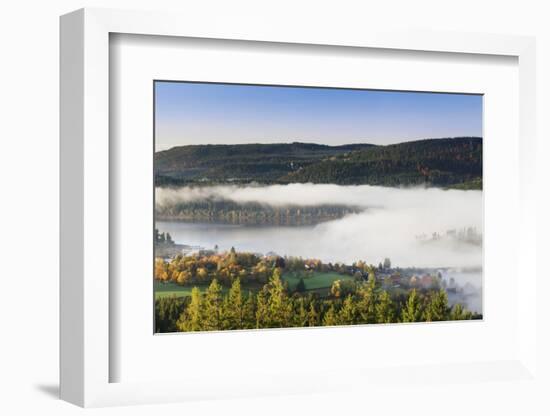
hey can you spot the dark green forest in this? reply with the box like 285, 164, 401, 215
155, 137, 482, 189
155, 199, 362, 225
155, 142, 374, 184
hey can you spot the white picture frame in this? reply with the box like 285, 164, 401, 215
60, 7, 538, 408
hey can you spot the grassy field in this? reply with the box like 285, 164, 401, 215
155, 280, 203, 299
282, 271, 355, 292
154, 280, 263, 299
155, 272, 355, 299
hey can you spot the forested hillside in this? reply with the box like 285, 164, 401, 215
155, 137, 482, 189
155, 142, 374, 185
282, 137, 482, 188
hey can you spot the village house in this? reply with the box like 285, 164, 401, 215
420, 274, 434, 289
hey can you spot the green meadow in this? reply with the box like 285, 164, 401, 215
154, 272, 356, 300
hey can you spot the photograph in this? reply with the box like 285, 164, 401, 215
153, 81, 483, 333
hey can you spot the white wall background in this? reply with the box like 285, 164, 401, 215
0, 1, 548, 415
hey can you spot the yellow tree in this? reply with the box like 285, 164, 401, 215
196, 267, 208, 281
176, 270, 191, 285
154, 258, 169, 281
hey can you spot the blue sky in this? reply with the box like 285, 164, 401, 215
155, 81, 482, 151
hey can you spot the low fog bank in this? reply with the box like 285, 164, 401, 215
156, 183, 482, 270
156, 183, 481, 214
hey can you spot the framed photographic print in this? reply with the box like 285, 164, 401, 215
60, 8, 538, 408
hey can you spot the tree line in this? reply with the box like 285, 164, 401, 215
155, 199, 360, 225
155, 248, 367, 287
155, 268, 478, 333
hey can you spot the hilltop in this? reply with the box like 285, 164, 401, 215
154, 137, 482, 189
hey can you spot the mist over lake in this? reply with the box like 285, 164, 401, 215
156, 184, 482, 269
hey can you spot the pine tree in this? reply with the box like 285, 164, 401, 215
177, 287, 202, 331
225, 278, 243, 329
376, 290, 394, 323
424, 289, 449, 322
337, 295, 357, 325
155, 296, 185, 333
243, 291, 256, 329
358, 278, 377, 323
255, 289, 269, 329
402, 289, 423, 323
166, 232, 173, 244
307, 302, 318, 327
323, 304, 338, 326
202, 279, 223, 331
295, 277, 306, 293
267, 268, 292, 327
293, 297, 308, 327
450, 303, 472, 320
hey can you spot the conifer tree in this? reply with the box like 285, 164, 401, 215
243, 291, 256, 329
267, 268, 292, 327
450, 303, 472, 320
177, 287, 202, 331
358, 278, 377, 323
307, 302, 318, 327
295, 277, 306, 293
424, 289, 449, 322
293, 297, 308, 327
376, 290, 394, 323
202, 279, 223, 330
323, 304, 338, 326
402, 289, 423, 323
155, 296, 185, 333
225, 278, 243, 329
337, 295, 357, 325
255, 289, 269, 328
166, 232, 173, 244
